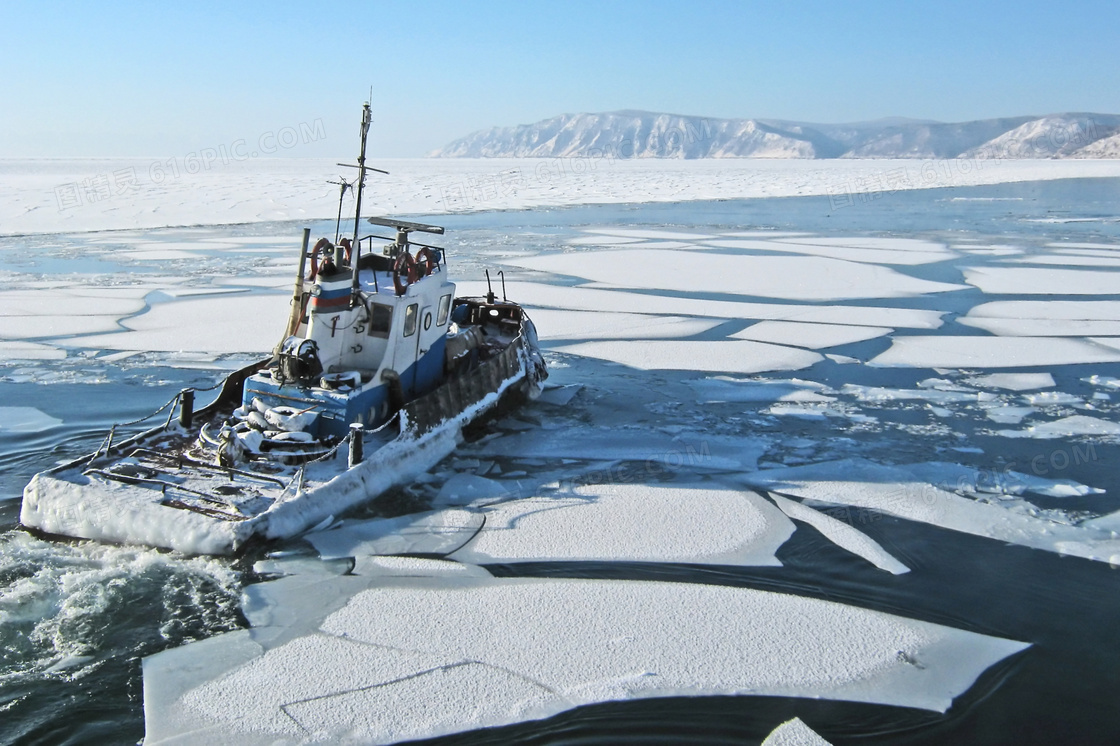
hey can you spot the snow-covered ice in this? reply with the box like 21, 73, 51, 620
740, 459, 1120, 563
512, 249, 967, 301
964, 266, 1120, 295
965, 372, 1055, 391
768, 493, 910, 574
0, 406, 62, 433
996, 415, 1120, 440
762, 717, 834, 746
551, 339, 823, 374
447, 484, 795, 566
303, 509, 485, 561
733, 321, 892, 350
143, 574, 1029, 744
870, 336, 1120, 368
688, 377, 836, 403
9, 157, 1120, 236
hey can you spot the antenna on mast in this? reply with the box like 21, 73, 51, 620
327, 176, 352, 244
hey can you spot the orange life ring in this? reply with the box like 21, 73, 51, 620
392, 252, 420, 295
339, 237, 353, 265
309, 237, 333, 282
415, 247, 439, 276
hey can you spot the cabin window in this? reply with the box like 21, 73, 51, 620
367, 303, 392, 337
403, 303, 418, 337
436, 294, 451, 326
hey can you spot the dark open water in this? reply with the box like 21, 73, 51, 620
2, 177, 1120, 744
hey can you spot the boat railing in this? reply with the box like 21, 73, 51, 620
402, 327, 527, 435
49, 358, 268, 475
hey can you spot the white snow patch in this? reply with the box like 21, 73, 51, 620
0, 407, 62, 432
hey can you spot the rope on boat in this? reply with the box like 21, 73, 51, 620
90, 370, 230, 460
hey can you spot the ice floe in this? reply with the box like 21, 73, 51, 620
870, 336, 1120, 369
964, 267, 1120, 295
733, 321, 892, 350
740, 459, 1120, 563
959, 317, 1120, 337
56, 294, 290, 354
0, 340, 66, 360
965, 373, 1055, 391
996, 415, 1120, 440
0, 406, 62, 433
768, 493, 909, 574
688, 377, 835, 403
468, 281, 945, 330
448, 484, 794, 566
762, 717, 833, 746
842, 383, 995, 405
551, 339, 823, 374
462, 426, 769, 472
143, 572, 1030, 744
701, 237, 955, 266
303, 509, 485, 561
526, 308, 720, 341
512, 250, 967, 302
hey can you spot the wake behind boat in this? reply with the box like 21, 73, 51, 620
20, 103, 547, 555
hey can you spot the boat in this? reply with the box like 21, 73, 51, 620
19, 103, 547, 556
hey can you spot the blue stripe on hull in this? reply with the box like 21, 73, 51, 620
243, 341, 448, 438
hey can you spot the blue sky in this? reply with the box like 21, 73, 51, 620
3, 0, 1119, 158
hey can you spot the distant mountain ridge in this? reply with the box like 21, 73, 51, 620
431, 111, 1120, 159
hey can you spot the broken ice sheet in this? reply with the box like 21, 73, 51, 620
448, 484, 794, 566
870, 336, 1120, 368
733, 321, 892, 350
512, 249, 966, 301
144, 575, 1029, 744
55, 293, 291, 354
528, 308, 721, 341
739, 459, 1120, 564
303, 509, 485, 560
552, 339, 823, 375
688, 376, 836, 404
0, 406, 62, 433
762, 717, 833, 746
995, 415, 1120, 440
462, 426, 768, 472
701, 237, 955, 266
768, 493, 909, 575
965, 372, 1055, 391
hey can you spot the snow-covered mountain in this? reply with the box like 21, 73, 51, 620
431, 111, 1120, 159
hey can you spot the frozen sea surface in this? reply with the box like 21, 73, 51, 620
3, 175, 1120, 743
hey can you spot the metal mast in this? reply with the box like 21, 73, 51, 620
351, 102, 371, 247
